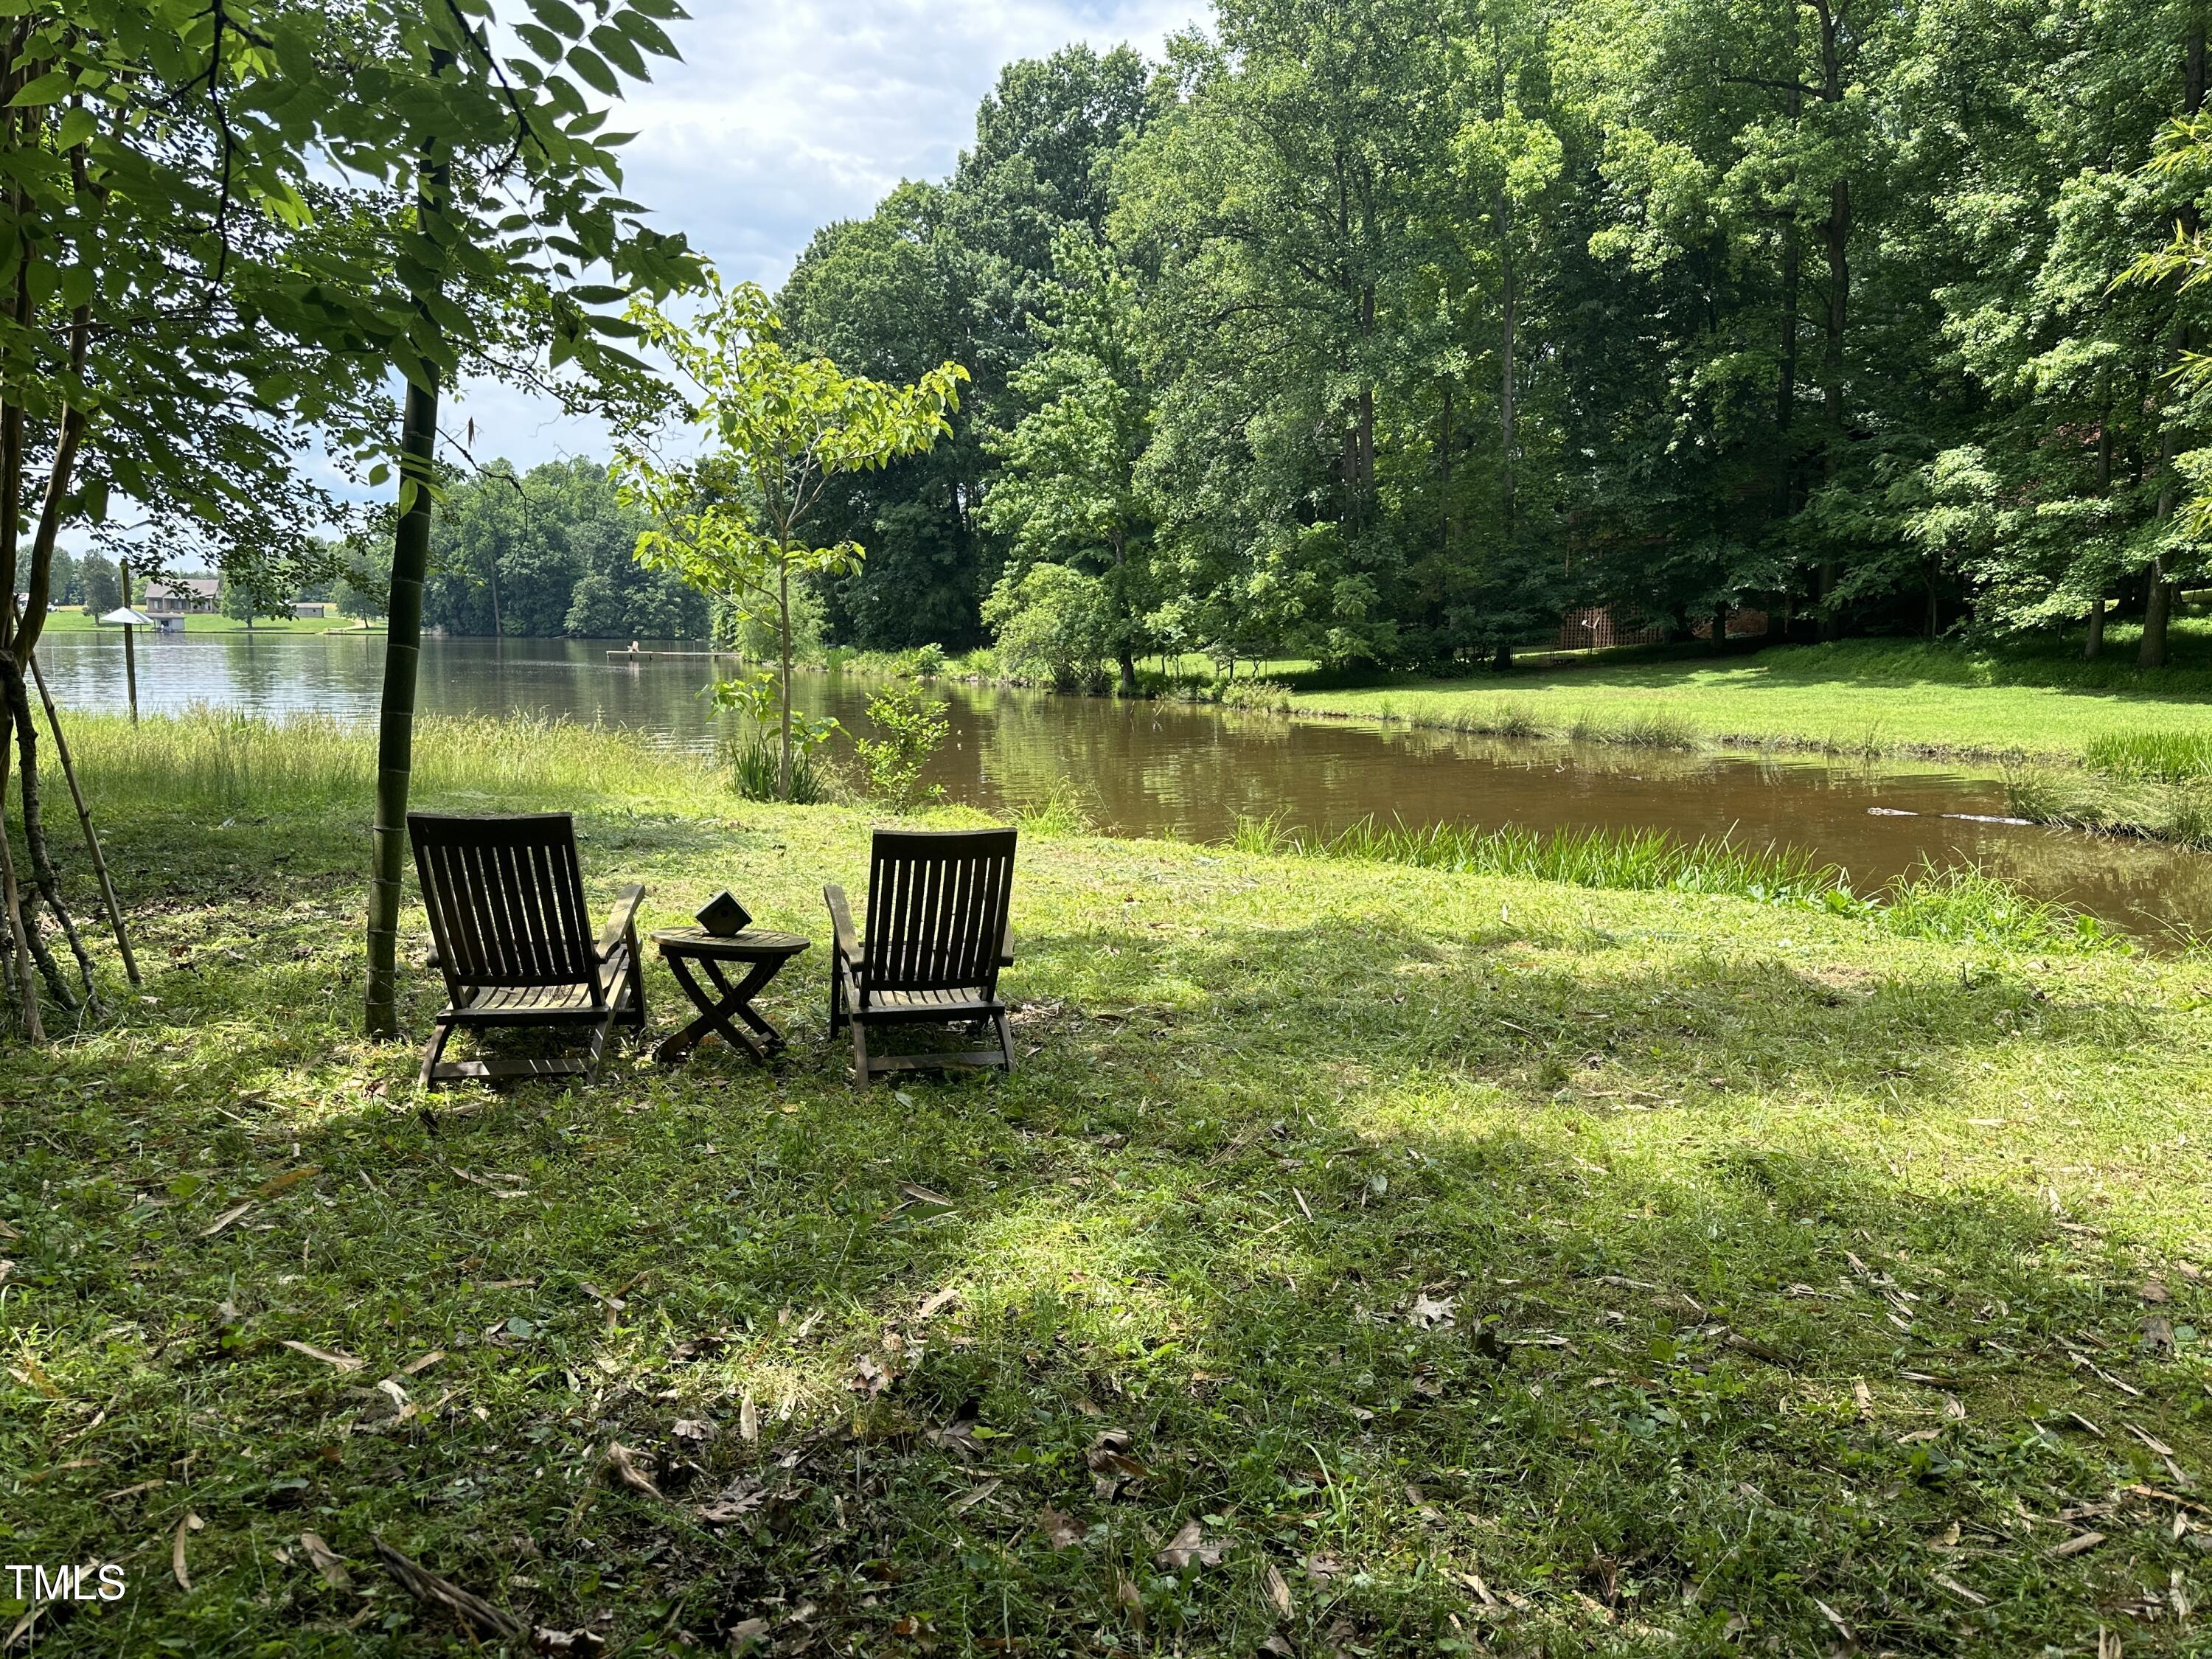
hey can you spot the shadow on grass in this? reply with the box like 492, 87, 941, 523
2, 844, 2203, 1654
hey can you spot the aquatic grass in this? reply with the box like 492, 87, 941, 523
59, 707, 720, 817
1276, 816, 1840, 901
1878, 862, 2122, 953
1006, 778, 1100, 835
1239, 815, 2118, 953
2084, 728, 2212, 782
2006, 758, 2212, 849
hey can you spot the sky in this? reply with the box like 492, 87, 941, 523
445, 0, 1203, 476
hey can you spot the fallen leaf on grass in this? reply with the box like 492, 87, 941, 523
602, 1443, 662, 1500
0, 1218, 16, 1239
372, 1536, 524, 1638
1933, 1573, 1987, 1607
849, 1354, 892, 1398
2129, 1422, 2177, 1458
10, 1354, 57, 1399
672, 1419, 712, 1443
532, 1628, 605, 1653
1115, 1574, 1147, 1633
1306, 1553, 1343, 1587
98, 1480, 164, 1502
949, 1479, 1003, 1517
692, 1480, 767, 1523
2143, 1280, 2172, 1304
897, 1183, 955, 1211
257, 1166, 321, 1197
1037, 1508, 1082, 1550
739, 1395, 759, 1442
1157, 1518, 1226, 1570
2143, 1316, 2177, 1355
1263, 1559, 1295, 1618
1458, 1569, 1497, 1607
172, 1512, 203, 1590
1407, 1293, 1457, 1331
1853, 1380, 1873, 1416
1813, 1599, 1851, 1641
400, 1350, 445, 1377
1897, 1428, 1944, 1445
200, 1202, 254, 1238
917, 1287, 961, 1320
279, 1340, 365, 1373
726, 1616, 771, 1652
300, 1531, 351, 1590
2051, 1531, 2107, 1558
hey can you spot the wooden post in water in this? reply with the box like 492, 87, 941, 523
120, 560, 137, 724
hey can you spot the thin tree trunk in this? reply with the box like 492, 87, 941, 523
0, 708, 40, 1040
2086, 394, 2112, 661
365, 50, 453, 1038
365, 361, 441, 1037
1500, 236, 1518, 532
778, 557, 793, 801
2084, 597, 2106, 661
2142, 23, 2206, 670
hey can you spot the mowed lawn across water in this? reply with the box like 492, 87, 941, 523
4, 714, 2211, 1653
1287, 633, 2212, 762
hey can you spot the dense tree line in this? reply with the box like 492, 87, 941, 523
768, 1, 2212, 674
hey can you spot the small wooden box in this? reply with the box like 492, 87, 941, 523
695, 890, 753, 937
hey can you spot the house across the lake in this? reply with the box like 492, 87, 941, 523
142, 575, 220, 617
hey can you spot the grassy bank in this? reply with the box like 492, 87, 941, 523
4, 716, 2212, 1654
1285, 636, 2212, 762
38, 609, 363, 636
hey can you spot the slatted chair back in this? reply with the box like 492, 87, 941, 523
409, 813, 602, 1004
861, 827, 1017, 1002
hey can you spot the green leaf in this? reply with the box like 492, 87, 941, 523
564, 45, 619, 95
524, 0, 586, 41
627, 0, 689, 16
8, 69, 72, 107
590, 24, 647, 80
512, 22, 563, 60
52, 105, 94, 148
569, 283, 627, 305
614, 10, 681, 58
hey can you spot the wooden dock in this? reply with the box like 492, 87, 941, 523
605, 649, 741, 662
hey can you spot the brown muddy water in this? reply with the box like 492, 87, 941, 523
32, 630, 2212, 942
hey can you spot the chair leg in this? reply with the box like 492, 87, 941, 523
993, 1010, 1015, 1074
581, 1011, 613, 1083
828, 959, 846, 1037
419, 1017, 455, 1088
850, 1018, 871, 1089
626, 950, 647, 1032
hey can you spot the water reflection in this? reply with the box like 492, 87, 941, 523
29, 630, 2212, 940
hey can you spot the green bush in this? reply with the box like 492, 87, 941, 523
853, 683, 950, 813
983, 563, 1114, 690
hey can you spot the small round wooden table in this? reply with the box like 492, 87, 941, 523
650, 928, 810, 1066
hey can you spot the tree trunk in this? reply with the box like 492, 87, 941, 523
365, 57, 453, 1039
1500, 236, 1518, 532
1439, 380, 1455, 569
2141, 22, 2206, 671
2084, 596, 2106, 660
364, 362, 441, 1037
778, 557, 793, 801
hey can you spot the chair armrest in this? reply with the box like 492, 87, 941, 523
824, 884, 860, 965
597, 883, 645, 960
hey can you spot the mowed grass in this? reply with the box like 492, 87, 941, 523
4, 718, 2212, 1654
1289, 634, 2212, 762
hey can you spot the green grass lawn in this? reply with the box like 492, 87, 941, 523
37, 608, 363, 636
1289, 633, 2212, 762
5, 716, 2212, 1653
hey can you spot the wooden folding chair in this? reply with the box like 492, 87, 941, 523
824, 827, 1018, 1087
408, 812, 645, 1088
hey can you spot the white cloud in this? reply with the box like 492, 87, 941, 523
450, 0, 1202, 476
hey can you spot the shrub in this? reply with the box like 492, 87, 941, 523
853, 683, 950, 813
983, 563, 1114, 689
1218, 678, 1293, 712
724, 731, 830, 804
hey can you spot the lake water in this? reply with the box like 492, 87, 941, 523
33, 630, 2212, 942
